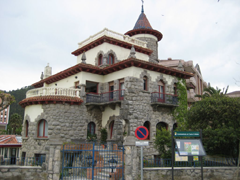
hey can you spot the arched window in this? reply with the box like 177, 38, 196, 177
87, 122, 96, 135
98, 54, 103, 65
143, 121, 150, 140
158, 80, 165, 102
143, 76, 148, 91
38, 120, 48, 138
108, 54, 114, 65
25, 121, 29, 137
109, 121, 114, 139
156, 122, 168, 131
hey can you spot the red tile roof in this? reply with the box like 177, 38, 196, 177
0, 135, 22, 147
133, 12, 152, 30
19, 96, 83, 108
31, 58, 194, 88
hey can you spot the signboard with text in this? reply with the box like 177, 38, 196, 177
174, 131, 200, 137
175, 139, 206, 156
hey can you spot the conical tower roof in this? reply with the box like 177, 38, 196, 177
125, 6, 163, 41
133, 10, 153, 30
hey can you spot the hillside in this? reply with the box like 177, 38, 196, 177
7, 86, 34, 121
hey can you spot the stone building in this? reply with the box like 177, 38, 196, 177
158, 59, 208, 108
19, 7, 193, 162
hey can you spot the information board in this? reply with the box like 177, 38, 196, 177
175, 139, 206, 156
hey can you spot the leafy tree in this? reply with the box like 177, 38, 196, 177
0, 91, 15, 111
195, 85, 228, 98
8, 113, 22, 135
7, 86, 33, 119
172, 78, 188, 130
154, 128, 172, 158
186, 95, 240, 172
100, 128, 107, 144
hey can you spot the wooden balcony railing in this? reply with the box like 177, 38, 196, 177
151, 92, 178, 105
86, 90, 124, 103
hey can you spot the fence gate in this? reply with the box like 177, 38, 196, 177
61, 142, 124, 180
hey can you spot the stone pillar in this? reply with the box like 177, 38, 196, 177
79, 84, 86, 97
123, 136, 140, 180
47, 136, 63, 180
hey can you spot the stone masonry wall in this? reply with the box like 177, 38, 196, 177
21, 103, 100, 160
135, 37, 158, 63
143, 167, 240, 180
0, 166, 48, 180
122, 76, 176, 156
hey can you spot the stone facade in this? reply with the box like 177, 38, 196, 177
135, 37, 158, 63
0, 166, 48, 180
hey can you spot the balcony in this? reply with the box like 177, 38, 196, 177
19, 87, 83, 107
26, 87, 80, 98
187, 89, 198, 102
78, 28, 147, 49
186, 77, 197, 88
86, 90, 124, 105
151, 92, 178, 107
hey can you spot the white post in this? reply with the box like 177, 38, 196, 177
141, 146, 143, 180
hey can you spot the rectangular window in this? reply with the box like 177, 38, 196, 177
74, 81, 79, 88
86, 81, 98, 94
109, 82, 114, 101
35, 154, 46, 166
4, 148, 8, 158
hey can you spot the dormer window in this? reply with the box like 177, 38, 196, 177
108, 54, 114, 65
98, 54, 103, 65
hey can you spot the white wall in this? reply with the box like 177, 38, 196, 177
25, 105, 43, 122
102, 106, 120, 127
76, 42, 149, 65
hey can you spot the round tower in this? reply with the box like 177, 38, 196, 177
125, 5, 162, 63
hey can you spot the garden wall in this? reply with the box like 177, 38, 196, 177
0, 166, 48, 180
143, 167, 240, 180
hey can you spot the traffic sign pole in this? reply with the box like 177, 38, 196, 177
135, 126, 149, 180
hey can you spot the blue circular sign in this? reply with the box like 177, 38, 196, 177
135, 126, 149, 140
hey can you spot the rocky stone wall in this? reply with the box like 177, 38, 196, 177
143, 167, 240, 180
135, 37, 158, 63
21, 103, 98, 158
0, 166, 48, 180
122, 76, 176, 156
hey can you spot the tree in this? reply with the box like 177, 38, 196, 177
8, 113, 22, 135
186, 95, 240, 173
154, 128, 172, 158
195, 86, 228, 99
0, 91, 15, 111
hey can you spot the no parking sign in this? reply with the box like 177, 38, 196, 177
135, 126, 149, 140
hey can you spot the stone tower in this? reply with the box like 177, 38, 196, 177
125, 5, 163, 64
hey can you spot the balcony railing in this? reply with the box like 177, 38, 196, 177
78, 28, 147, 49
26, 87, 80, 98
151, 92, 178, 105
86, 90, 124, 103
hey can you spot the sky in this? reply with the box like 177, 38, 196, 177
0, 0, 239, 93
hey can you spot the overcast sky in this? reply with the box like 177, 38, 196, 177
0, 0, 239, 93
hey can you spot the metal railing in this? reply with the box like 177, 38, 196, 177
86, 90, 124, 103
143, 157, 238, 168
0, 156, 45, 166
26, 87, 80, 98
61, 143, 124, 180
78, 28, 148, 49
151, 92, 178, 105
